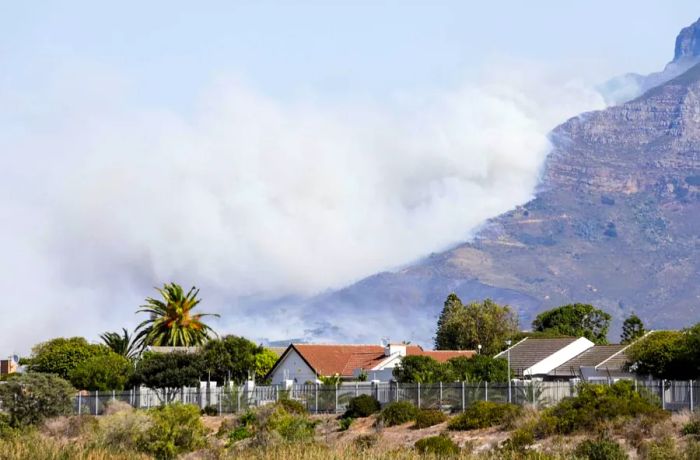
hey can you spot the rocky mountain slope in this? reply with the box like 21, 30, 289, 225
297, 17, 700, 343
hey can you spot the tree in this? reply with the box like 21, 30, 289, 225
69, 352, 134, 391
132, 351, 203, 401
392, 355, 454, 383
434, 295, 518, 355
625, 330, 690, 379
0, 373, 74, 427
448, 355, 510, 383
199, 335, 264, 384
100, 328, 139, 359
135, 283, 219, 348
254, 348, 279, 382
620, 315, 646, 344
683, 323, 700, 378
532, 304, 611, 344
24, 337, 111, 380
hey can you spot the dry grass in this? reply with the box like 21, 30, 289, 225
0, 433, 149, 460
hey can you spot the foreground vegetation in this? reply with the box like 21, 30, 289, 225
2, 382, 700, 459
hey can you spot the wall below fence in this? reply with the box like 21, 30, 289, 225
72, 380, 700, 415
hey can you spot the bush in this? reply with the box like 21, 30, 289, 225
0, 373, 74, 427
344, 394, 380, 418
379, 401, 418, 427
229, 425, 253, 443
138, 403, 208, 459
507, 426, 535, 450
414, 409, 447, 429
448, 401, 521, 431
545, 381, 662, 434
338, 417, 353, 431
276, 398, 307, 415
414, 435, 460, 456
201, 405, 218, 416
41, 415, 98, 439
93, 409, 152, 452
574, 438, 628, 460
265, 407, 317, 443
683, 419, 700, 436
638, 437, 681, 460
354, 434, 379, 450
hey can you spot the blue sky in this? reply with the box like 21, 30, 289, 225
2, 1, 698, 107
2, 2, 700, 351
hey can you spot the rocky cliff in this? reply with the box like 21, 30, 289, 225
296, 18, 700, 343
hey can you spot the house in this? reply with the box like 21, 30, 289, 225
0, 355, 19, 376
548, 344, 634, 381
495, 337, 637, 382
494, 337, 595, 380
266, 343, 475, 384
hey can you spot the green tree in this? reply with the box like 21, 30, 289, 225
254, 348, 279, 382
132, 351, 203, 401
683, 323, 700, 378
620, 314, 646, 344
135, 283, 219, 348
434, 295, 518, 355
69, 352, 134, 391
100, 328, 139, 359
392, 355, 454, 383
199, 335, 265, 384
448, 355, 510, 383
0, 373, 74, 427
24, 337, 111, 380
625, 330, 689, 379
532, 304, 611, 344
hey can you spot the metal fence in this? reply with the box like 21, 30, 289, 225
70, 379, 700, 415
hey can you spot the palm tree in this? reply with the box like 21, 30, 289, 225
134, 283, 219, 348
100, 328, 138, 359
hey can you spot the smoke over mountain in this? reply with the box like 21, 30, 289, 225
0, 62, 604, 352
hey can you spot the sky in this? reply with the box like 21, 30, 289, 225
1, 1, 699, 354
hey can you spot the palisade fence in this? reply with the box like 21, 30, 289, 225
72, 380, 700, 415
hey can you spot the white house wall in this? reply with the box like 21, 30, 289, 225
269, 349, 317, 385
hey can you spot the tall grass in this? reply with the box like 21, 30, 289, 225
0, 433, 149, 460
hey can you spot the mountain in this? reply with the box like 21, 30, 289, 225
293, 18, 700, 344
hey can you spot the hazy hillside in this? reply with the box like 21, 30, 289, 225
296, 17, 700, 343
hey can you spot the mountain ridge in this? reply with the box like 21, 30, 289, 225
292, 18, 700, 345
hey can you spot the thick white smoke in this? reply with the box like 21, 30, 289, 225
0, 62, 605, 353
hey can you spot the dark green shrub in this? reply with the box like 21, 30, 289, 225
338, 417, 353, 431
414, 435, 460, 456
265, 407, 317, 443
201, 405, 218, 416
507, 426, 535, 450
379, 401, 418, 427
448, 401, 521, 431
683, 419, 700, 436
0, 373, 74, 427
574, 438, 628, 460
228, 425, 253, 443
545, 381, 662, 434
139, 403, 208, 459
276, 398, 307, 415
414, 409, 447, 429
344, 394, 380, 418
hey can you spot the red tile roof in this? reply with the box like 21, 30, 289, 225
278, 344, 475, 378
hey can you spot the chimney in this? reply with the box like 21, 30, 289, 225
384, 343, 407, 357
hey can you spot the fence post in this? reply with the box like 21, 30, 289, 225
335, 383, 339, 414
417, 382, 421, 408
95, 390, 99, 415
218, 387, 223, 414
395, 381, 399, 403
355, 382, 358, 398
661, 380, 666, 410
439, 382, 443, 409
78, 392, 82, 415
690, 380, 694, 412
461, 381, 465, 412
112, 390, 115, 402
315, 384, 319, 414
485, 381, 488, 402
237, 387, 241, 413
275, 385, 278, 402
